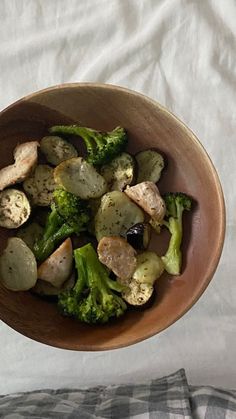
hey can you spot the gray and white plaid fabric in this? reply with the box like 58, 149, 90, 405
0, 369, 235, 419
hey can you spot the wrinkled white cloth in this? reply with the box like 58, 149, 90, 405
0, 0, 235, 395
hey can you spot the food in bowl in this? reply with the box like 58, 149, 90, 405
0, 122, 193, 325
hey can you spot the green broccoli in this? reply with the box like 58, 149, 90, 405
161, 192, 192, 275
58, 243, 127, 324
34, 189, 90, 262
49, 125, 127, 166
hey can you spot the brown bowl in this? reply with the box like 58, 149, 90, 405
0, 83, 225, 350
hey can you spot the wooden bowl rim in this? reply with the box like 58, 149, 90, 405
0, 83, 226, 350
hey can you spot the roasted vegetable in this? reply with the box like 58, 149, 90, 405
95, 191, 145, 242
97, 236, 137, 280
23, 164, 56, 206
16, 222, 43, 251
54, 157, 107, 199
37, 238, 73, 288
0, 141, 39, 191
40, 135, 78, 166
119, 251, 164, 306
0, 188, 31, 229
100, 152, 136, 191
161, 192, 192, 275
49, 124, 128, 166
125, 181, 166, 223
133, 252, 164, 285
34, 189, 90, 262
135, 149, 165, 183
0, 237, 37, 291
58, 243, 127, 324
126, 223, 151, 250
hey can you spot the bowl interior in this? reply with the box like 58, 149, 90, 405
0, 84, 225, 350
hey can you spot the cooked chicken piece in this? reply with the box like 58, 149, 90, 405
125, 181, 166, 222
37, 238, 73, 288
97, 236, 137, 280
0, 141, 39, 191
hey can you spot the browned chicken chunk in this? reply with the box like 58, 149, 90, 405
97, 236, 137, 280
125, 181, 166, 222
0, 141, 39, 191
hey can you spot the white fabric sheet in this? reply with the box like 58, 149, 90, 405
0, 0, 235, 394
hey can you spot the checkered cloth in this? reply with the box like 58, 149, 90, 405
0, 370, 235, 418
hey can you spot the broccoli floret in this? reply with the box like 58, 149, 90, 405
54, 188, 90, 234
34, 189, 90, 262
161, 192, 192, 275
58, 243, 127, 324
49, 125, 128, 166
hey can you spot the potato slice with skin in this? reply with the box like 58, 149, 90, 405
54, 157, 107, 199
40, 135, 78, 166
0, 141, 39, 191
37, 238, 73, 288
0, 188, 31, 229
23, 164, 56, 206
95, 191, 145, 242
0, 237, 37, 291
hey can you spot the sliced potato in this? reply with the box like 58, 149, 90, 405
23, 164, 56, 206
0, 188, 31, 229
16, 222, 43, 251
95, 191, 145, 242
40, 135, 78, 166
100, 152, 136, 191
0, 237, 37, 291
54, 157, 107, 199
37, 238, 73, 288
0, 141, 39, 191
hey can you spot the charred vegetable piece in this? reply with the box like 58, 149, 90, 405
54, 157, 107, 199
100, 152, 136, 191
16, 222, 43, 251
23, 164, 56, 206
126, 223, 151, 250
95, 191, 145, 242
0, 188, 31, 229
49, 124, 128, 166
0, 141, 39, 191
40, 135, 78, 166
125, 181, 166, 223
0, 237, 37, 291
136, 149, 165, 184
97, 236, 137, 280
